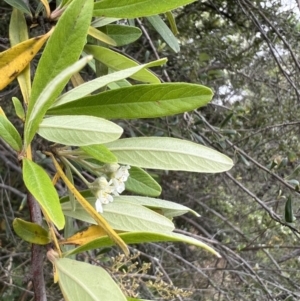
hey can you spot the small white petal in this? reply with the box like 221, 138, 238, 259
95, 199, 103, 213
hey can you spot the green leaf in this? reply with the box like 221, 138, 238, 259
165, 11, 179, 35
54, 258, 127, 301
64, 231, 220, 258
84, 45, 161, 83
25, 56, 92, 146
115, 195, 199, 217
9, 9, 31, 103
4, 0, 31, 15
80, 145, 118, 163
62, 198, 175, 232
27, 0, 93, 130
147, 15, 180, 53
125, 166, 162, 197
22, 158, 65, 230
127, 298, 152, 301
285, 196, 295, 223
12, 97, 25, 120
47, 83, 213, 119
13, 218, 51, 245
93, 0, 197, 18
91, 17, 121, 27
88, 26, 117, 46
38, 115, 123, 146
0, 115, 22, 151
105, 25, 142, 46
106, 137, 233, 173
51, 58, 167, 108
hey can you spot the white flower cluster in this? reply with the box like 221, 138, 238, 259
91, 165, 130, 213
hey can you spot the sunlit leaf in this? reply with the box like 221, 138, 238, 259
47, 83, 213, 119
27, 0, 93, 121
93, 0, 197, 18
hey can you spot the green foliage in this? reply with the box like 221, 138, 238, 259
22, 158, 65, 230
52, 257, 127, 301
65, 231, 220, 258
105, 137, 232, 172
147, 15, 180, 53
84, 45, 162, 83
48, 83, 213, 119
13, 218, 51, 245
93, 0, 197, 18
125, 166, 162, 197
38, 115, 123, 146
0, 114, 22, 151
0, 0, 234, 299
104, 25, 142, 46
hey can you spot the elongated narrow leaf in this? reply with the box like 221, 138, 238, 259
4, 0, 31, 15
93, 0, 196, 18
0, 30, 52, 91
38, 115, 123, 146
125, 166, 162, 197
9, 8, 31, 103
13, 218, 51, 245
0, 115, 22, 151
88, 26, 116, 45
91, 17, 121, 27
80, 144, 118, 163
28, 0, 93, 118
62, 199, 175, 233
106, 137, 233, 173
166, 11, 179, 35
47, 83, 212, 119
12, 97, 25, 121
54, 258, 127, 301
25, 56, 92, 146
23, 159, 65, 230
51, 59, 167, 108
105, 25, 142, 46
147, 15, 179, 53
85, 45, 161, 83
64, 231, 220, 258
115, 195, 199, 217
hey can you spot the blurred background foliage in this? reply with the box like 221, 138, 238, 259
2, 0, 300, 300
